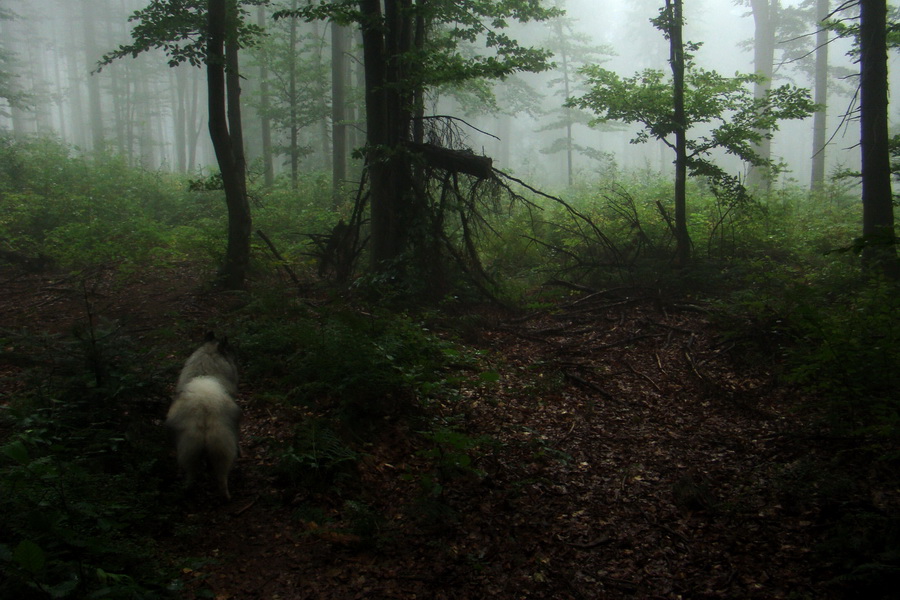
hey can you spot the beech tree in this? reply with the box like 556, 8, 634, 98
826, 0, 898, 274
572, 1, 815, 265
281, 0, 558, 288
810, 0, 830, 191
100, 0, 262, 289
744, 0, 781, 193
330, 11, 350, 203
539, 1, 615, 187
0, 4, 28, 118
255, 5, 275, 186
251, 2, 330, 189
857, 0, 897, 274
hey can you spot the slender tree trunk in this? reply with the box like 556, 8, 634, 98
859, 0, 897, 275
351, 30, 366, 152
667, 0, 690, 267
748, 0, 779, 193
810, 0, 829, 191
173, 66, 188, 172
51, 41, 68, 140
555, 19, 574, 187
312, 18, 331, 170
137, 76, 155, 169
110, 62, 126, 157
289, 0, 299, 189
125, 67, 135, 165
256, 6, 274, 186
188, 67, 202, 171
27, 40, 52, 134
331, 17, 348, 202
83, 0, 105, 152
207, 0, 251, 289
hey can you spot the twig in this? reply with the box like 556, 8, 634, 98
684, 349, 704, 381
543, 279, 597, 294
593, 333, 665, 351
232, 497, 257, 517
655, 352, 668, 376
255, 229, 300, 285
626, 361, 662, 392
564, 371, 615, 403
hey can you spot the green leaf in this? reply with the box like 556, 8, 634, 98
478, 370, 501, 383
2, 440, 30, 464
12, 539, 45, 575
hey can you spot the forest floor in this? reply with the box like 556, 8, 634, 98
1, 263, 853, 599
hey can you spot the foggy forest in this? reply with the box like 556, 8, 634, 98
1, 0, 899, 599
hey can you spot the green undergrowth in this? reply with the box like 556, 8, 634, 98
0, 135, 338, 272
713, 256, 900, 597
231, 291, 498, 535
0, 326, 178, 599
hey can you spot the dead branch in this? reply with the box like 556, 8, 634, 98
256, 229, 300, 285
407, 141, 494, 179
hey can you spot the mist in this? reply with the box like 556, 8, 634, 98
0, 0, 886, 190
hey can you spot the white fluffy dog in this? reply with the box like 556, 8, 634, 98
165, 333, 241, 499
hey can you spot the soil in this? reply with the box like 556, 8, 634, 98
0, 263, 849, 599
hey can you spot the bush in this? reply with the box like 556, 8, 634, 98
0, 328, 176, 599
0, 135, 223, 269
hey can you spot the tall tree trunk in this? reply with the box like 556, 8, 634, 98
858, 0, 897, 275
748, 0, 779, 193
256, 6, 274, 186
51, 41, 68, 140
810, 0, 829, 191
555, 18, 574, 187
496, 113, 511, 168
667, 0, 691, 267
137, 76, 156, 169
174, 66, 188, 172
350, 31, 366, 155
208, 0, 251, 289
331, 17, 349, 202
188, 67, 203, 172
361, 0, 410, 268
83, 0, 106, 152
289, 0, 299, 189
312, 18, 331, 170
110, 62, 127, 158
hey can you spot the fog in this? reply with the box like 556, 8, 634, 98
0, 0, 889, 190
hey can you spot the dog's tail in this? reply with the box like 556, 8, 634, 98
166, 376, 241, 499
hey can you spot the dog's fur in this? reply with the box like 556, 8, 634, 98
165, 333, 241, 499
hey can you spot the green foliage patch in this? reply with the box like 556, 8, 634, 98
0, 135, 224, 268
0, 327, 176, 599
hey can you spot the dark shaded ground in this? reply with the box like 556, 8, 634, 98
1, 263, 842, 599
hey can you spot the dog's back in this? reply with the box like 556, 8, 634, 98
175, 334, 238, 396
166, 333, 241, 499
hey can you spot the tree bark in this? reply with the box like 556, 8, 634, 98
83, 0, 106, 152
554, 18, 574, 187
361, 0, 412, 269
748, 0, 779, 193
207, 0, 252, 289
331, 15, 349, 203
858, 0, 897, 275
667, 0, 691, 267
257, 6, 274, 186
174, 66, 188, 172
810, 0, 829, 191
289, 0, 300, 189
